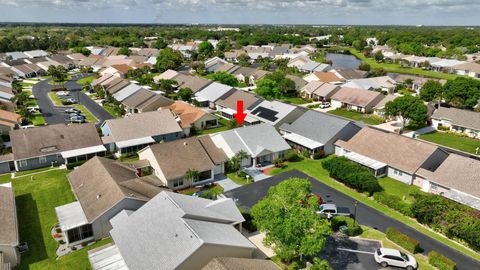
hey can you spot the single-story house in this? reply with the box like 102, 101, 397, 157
287, 55, 311, 69
153, 69, 179, 83
46, 54, 75, 69
138, 136, 228, 190
373, 94, 398, 118
431, 107, 480, 139
121, 88, 156, 114
0, 183, 20, 268
135, 94, 174, 113
215, 63, 240, 74
280, 110, 361, 157
299, 61, 332, 73
342, 76, 397, 94
10, 123, 106, 171
335, 127, 448, 184
194, 82, 235, 108
24, 50, 49, 58
163, 101, 219, 135
330, 69, 368, 80
431, 59, 466, 73
202, 257, 280, 270
286, 75, 308, 92
330, 87, 385, 113
0, 109, 21, 134
5, 52, 28, 60
415, 154, 480, 210
100, 110, 183, 155
300, 81, 340, 101
178, 75, 212, 93
105, 79, 130, 95
453, 62, 480, 79
210, 123, 291, 167
88, 191, 254, 270
10, 63, 43, 78
205, 57, 228, 72
215, 89, 263, 125
56, 156, 168, 246
304, 71, 344, 84
112, 83, 142, 102
231, 67, 269, 85
249, 100, 307, 128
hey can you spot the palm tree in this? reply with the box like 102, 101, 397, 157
234, 150, 249, 175
185, 168, 200, 184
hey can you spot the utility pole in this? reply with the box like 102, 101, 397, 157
353, 201, 358, 225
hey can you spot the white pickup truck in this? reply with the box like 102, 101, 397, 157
316, 203, 352, 219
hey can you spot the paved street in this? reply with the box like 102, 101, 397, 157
224, 170, 480, 270
31, 74, 114, 127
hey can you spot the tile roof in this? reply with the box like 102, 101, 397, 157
331, 87, 384, 108
429, 154, 480, 198
432, 107, 480, 131
102, 110, 182, 142
10, 123, 103, 160
68, 156, 167, 222
0, 184, 18, 246
335, 127, 442, 174
165, 101, 210, 128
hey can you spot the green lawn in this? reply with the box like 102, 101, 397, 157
103, 103, 123, 118
227, 172, 252, 185
47, 92, 63, 106
378, 177, 420, 203
332, 47, 459, 80
280, 96, 310, 105
73, 104, 98, 123
268, 157, 480, 261
196, 118, 231, 135
47, 76, 73, 86
77, 76, 96, 85
418, 131, 480, 154
328, 109, 384, 125
14, 166, 60, 177
31, 113, 46, 126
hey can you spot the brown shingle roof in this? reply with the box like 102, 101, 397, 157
10, 123, 103, 160
179, 76, 212, 93
111, 64, 131, 74
331, 87, 384, 108
121, 89, 156, 109
202, 257, 280, 270
215, 89, 261, 110
430, 154, 480, 198
106, 79, 130, 94
0, 109, 21, 124
336, 127, 442, 174
313, 72, 343, 83
68, 156, 167, 222
432, 107, 480, 131
137, 94, 174, 112
0, 185, 18, 246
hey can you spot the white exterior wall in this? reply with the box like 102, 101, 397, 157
138, 148, 168, 186
330, 100, 343, 110
334, 145, 345, 156
0, 245, 20, 267
387, 167, 413, 184
214, 163, 225, 175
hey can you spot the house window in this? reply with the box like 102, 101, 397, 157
173, 179, 184, 188
39, 156, 47, 164
18, 160, 27, 168
67, 224, 93, 244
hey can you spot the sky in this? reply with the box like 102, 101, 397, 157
0, 0, 478, 25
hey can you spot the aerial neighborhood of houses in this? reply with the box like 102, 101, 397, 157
1, 26, 480, 270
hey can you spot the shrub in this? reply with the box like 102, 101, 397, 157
322, 157, 382, 195
273, 158, 283, 167
331, 216, 363, 236
66, 160, 87, 170
312, 153, 322, 160
71, 246, 77, 251
373, 192, 413, 217
386, 227, 421, 253
428, 251, 457, 270
241, 212, 257, 232
284, 149, 302, 162
59, 240, 65, 244
55, 228, 62, 233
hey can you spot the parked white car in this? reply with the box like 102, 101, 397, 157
374, 248, 417, 270
319, 102, 331, 109
57, 91, 69, 96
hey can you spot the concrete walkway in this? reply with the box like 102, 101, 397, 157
216, 175, 241, 192
403, 125, 436, 138
244, 167, 269, 182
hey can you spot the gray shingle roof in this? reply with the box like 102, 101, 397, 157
432, 107, 480, 131
280, 110, 360, 145
0, 184, 18, 246
202, 257, 280, 270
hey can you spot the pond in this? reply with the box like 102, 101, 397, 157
326, 52, 362, 70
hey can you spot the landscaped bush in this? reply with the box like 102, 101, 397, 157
373, 192, 413, 217
66, 160, 87, 170
284, 149, 302, 162
428, 251, 457, 270
241, 211, 257, 232
411, 193, 480, 250
386, 227, 421, 253
331, 216, 363, 236
312, 153, 322, 160
322, 157, 382, 195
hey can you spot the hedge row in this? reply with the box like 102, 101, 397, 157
411, 193, 480, 250
386, 227, 421, 253
322, 157, 382, 195
331, 216, 363, 236
428, 251, 457, 270
373, 192, 414, 217
66, 160, 87, 170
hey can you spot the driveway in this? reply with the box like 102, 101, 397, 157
224, 170, 480, 270
32, 74, 113, 127
216, 174, 241, 192
244, 167, 269, 181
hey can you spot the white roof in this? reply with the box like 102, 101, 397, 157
219, 107, 258, 123
6, 51, 28, 60
24, 50, 49, 58
55, 201, 89, 231
115, 136, 155, 149
283, 132, 323, 149
113, 84, 142, 102
431, 59, 466, 68
194, 82, 233, 102
61, 145, 107, 159
344, 151, 387, 170
88, 244, 129, 270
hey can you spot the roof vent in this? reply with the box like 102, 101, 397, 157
96, 194, 101, 199
183, 142, 188, 146
175, 233, 178, 237
60, 134, 64, 139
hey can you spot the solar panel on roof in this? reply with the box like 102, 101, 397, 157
251, 106, 278, 122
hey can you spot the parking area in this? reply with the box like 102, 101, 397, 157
318, 237, 393, 270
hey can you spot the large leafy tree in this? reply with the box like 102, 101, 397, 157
443, 77, 480, 109
197, 41, 214, 58
251, 178, 331, 262
419, 80, 443, 102
254, 79, 283, 100
385, 95, 428, 129
207, 71, 239, 87
47, 65, 68, 82
178, 88, 192, 102
155, 48, 183, 72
